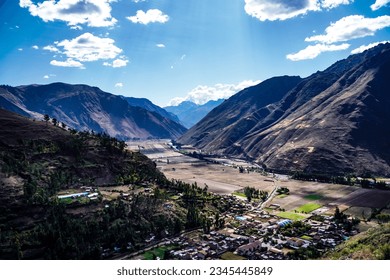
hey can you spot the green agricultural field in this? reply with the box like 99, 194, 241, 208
232, 192, 246, 198
295, 203, 322, 213
143, 245, 177, 260
277, 194, 289, 199
304, 194, 323, 200
277, 211, 306, 221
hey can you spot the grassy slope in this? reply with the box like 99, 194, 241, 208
324, 223, 390, 260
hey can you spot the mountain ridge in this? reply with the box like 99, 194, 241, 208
0, 83, 187, 140
179, 43, 390, 176
164, 99, 224, 128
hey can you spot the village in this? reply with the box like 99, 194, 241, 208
140, 194, 358, 260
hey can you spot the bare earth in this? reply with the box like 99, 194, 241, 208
127, 140, 390, 212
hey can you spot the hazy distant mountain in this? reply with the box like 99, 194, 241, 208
122, 96, 181, 124
164, 99, 224, 128
179, 43, 390, 176
0, 83, 187, 140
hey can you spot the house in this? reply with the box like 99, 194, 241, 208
287, 237, 310, 249
236, 240, 262, 255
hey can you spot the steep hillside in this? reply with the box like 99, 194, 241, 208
179, 76, 302, 150
0, 83, 187, 140
0, 108, 183, 259
123, 96, 181, 124
324, 223, 390, 260
179, 43, 390, 176
165, 99, 224, 128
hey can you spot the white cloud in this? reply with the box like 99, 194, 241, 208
320, 0, 353, 9
103, 58, 129, 68
115, 82, 123, 88
371, 0, 390, 10
53, 32, 122, 62
18, 48, 23, 51
32, 45, 39, 50
44, 33, 125, 68
306, 15, 390, 44
287, 43, 350, 61
19, 0, 117, 28
244, 0, 356, 21
50, 58, 84, 68
127, 9, 169, 24
244, 0, 320, 21
43, 45, 60, 52
350, 41, 390, 54
168, 80, 261, 106
43, 74, 56, 79
156, 43, 165, 48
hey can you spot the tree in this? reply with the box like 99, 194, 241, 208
61, 122, 66, 129
244, 186, 255, 202
43, 114, 50, 125
52, 118, 58, 126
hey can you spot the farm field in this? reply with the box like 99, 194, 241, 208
128, 140, 390, 218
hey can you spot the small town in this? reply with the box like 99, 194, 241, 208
120, 192, 361, 260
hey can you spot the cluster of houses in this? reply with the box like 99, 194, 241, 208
164, 195, 358, 260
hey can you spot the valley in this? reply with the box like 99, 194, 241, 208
123, 139, 390, 260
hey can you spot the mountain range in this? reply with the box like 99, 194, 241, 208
123, 96, 181, 124
179, 43, 390, 176
0, 83, 187, 140
164, 99, 224, 128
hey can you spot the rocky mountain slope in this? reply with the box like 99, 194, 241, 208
179, 43, 390, 176
123, 96, 181, 124
0, 83, 187, 140
165, 99, 224, 128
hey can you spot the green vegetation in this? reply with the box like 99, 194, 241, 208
276, 211, 306, 221
276, 194, 288, 199
243, 187, 268, 202
324, 223, 390, 260
279, 221, 311, 237
295, 203, 321, 213
304, 194, 323, 200
220, 252, 246, 260
0, 116, 229, 259
232, 192, 246, 198
300, 235, 313, 241
143, 245, 177, 260
276, 187, 289, 195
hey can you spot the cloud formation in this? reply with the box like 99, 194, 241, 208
115, 82, 123, 88
371, 0, 390, 10
287, 43, 350, 61
244, 0, 320, 21
127, 9, 169, 24
50, 58, 84, 68
350, 41, 390, 54
288, 14, 390, 61
19, 0, 117, 27
103, 57, 129, 68
321, 0, 353, 9
305, 15, 390, 44
44, 32, 125, 68
156, 43, 165, 48
168, 80, 261, 106
243, 0, 353, 22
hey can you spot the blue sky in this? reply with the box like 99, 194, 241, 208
0, 0, 389, 106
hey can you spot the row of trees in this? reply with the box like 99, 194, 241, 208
243, 186, 268, 202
